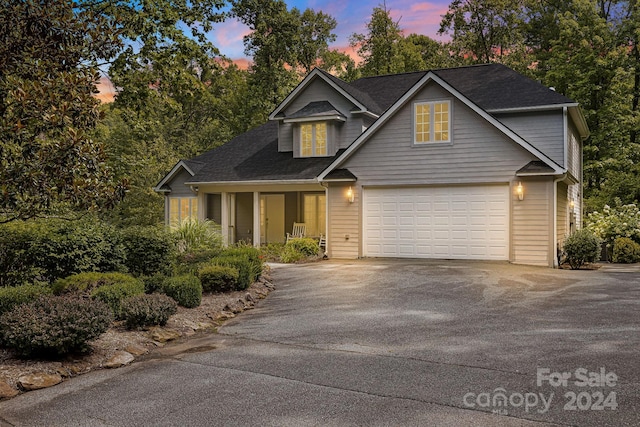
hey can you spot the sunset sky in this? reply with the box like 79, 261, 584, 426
213, 0, 452, 63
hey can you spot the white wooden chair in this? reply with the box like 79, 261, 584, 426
318, 234, 327, 258
286, 222, 306, 243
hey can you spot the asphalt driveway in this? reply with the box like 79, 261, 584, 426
1, 259, 638, 426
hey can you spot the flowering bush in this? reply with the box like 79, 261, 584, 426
586, 200, 640, 255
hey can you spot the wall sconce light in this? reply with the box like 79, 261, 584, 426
516, 182, 524, 201
346, 186, 355, 203
570, 200, 575, 209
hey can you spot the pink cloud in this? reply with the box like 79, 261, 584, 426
95, 76, 115, 104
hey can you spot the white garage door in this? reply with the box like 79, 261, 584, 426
363, 186, 509, 260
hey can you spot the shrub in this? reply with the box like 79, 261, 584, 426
0, 217, 126, 287
141, 274, 168, 294
612, 237, 640, 264
221, 245, 263, 281
121, 225, 175, 277
198, 265, 239, 293
280, 237, 320, 263
120, 294, 178, 329
0, 295, 113, 358
563, 229, 602, 270
162, 274, 202, 308
259, 242, 285, 262
0, 285, 52, 316
212, 256, 252, 290
91, 279, 145, 318
52, 272, 141, 295
587, 201, 640, 258
172, 219, 223, 255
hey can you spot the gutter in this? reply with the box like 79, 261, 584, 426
553, 173, 568, 267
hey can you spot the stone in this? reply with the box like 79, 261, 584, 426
245, 293, 255, 303
0, 381, 19, 399
216, 311, 235, 321
17, 373, 62, 391
104, 351, 135, 369
125, 344, 149, 356
150, 327, 181, 343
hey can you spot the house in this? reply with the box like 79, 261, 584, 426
155, 63, 589, 267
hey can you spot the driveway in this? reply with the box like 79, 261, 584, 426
1, 259, 638, 426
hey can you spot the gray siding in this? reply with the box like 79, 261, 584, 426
342, 83, 538, 185
280, 78, 364, 153
557, 182, 568, 248
512, 179, 552, 266
495, 110, 565, 167
167, 169, 196, 197
327, 183, 359, 258
235, 192, 254, 244
567, 123, 581, 180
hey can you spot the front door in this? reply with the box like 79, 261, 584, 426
260, 194, 285, 244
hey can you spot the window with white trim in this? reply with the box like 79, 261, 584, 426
168, 197, 198, 226
414, 101, 451, 143
300, 122, 327, 156
303, 193, 326, 237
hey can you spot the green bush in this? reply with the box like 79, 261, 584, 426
212, 256, 252, 290
286, 238, 320, 257
172, 219, 223, 254
175, 248, 219, 275
0, 295, 113, 358
612, 237, 640, 263
0, 217, 126, 287
198, 265, 240, 292
563, 229, 602, 270
91, 279, 145, 318
121, 225, 175, 277
120, 294, 178, 329
259, 242, 285, 262
587, 201, 640, 258
52, 272, 140, 295
141, 274, 168, 294
280, 244, 305, 263
0, 285, 52, 316
162, 274, 202, 308
221, 245, 263, 281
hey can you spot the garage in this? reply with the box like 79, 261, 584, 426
363, 185, 509, 260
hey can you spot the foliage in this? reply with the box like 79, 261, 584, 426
612, 237, 640, 264
281, 237, 320, 263
52, 272, 139, 295
221, 245, 263, 281
563, 229, 602, 270
162, 274, 202, 308
141, 274, 169, 294
0, 0, 125, 222
212, 256, 252, 290
259, 242, 286, 262
198, 265, 240, 293
90, 278, 145, 317
0, 295, 112, 358
173, 219, 223, 255
0, 218, 126, 287
586, 201, 640, 250
121, 225, 175, 277
120, 293, 177, 329
0, 285, 52, 316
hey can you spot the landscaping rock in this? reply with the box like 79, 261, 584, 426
17, 373, 62, 391
0, 381, 19, 399
125, 344, 149, 356
245, 293, 255, 303
150, 327, 181, 343
104, 351, 135, 369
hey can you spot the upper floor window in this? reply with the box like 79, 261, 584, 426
301, 122, 327, 156
415, 101, 451, 144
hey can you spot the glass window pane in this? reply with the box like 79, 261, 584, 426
190, 199, 198, 220
315, 123, 327, 155
180, 199, 190, 222
301, 124, 312, 156
170, 198, 179, 225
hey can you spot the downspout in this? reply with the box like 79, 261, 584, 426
553, 173, 567, 267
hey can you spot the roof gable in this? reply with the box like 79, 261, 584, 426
318, 71, 565, 181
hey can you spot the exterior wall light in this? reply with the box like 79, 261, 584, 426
347, 186, 355, 203
516, 182, 524, 201
570, 200, 575, 209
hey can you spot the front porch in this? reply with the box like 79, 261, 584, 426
198, 184, 327, 246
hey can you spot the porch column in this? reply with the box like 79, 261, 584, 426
253, 192, 260, 247
221, 191, 229, 246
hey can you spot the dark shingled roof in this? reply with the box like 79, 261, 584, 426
323, 169, 357, 181
171, 64, 575, 185
433, 64, 574, 111
516, 160, 557, 175
185, 122, 342, 183
287, 101, 345, 120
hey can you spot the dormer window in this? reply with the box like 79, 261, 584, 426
301, 122, 327, 157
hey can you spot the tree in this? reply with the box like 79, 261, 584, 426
350, 4, 405, 76
295, 9, 338, 73
0, 0, 125, 222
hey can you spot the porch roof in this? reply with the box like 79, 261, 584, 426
185, 121, 343, 184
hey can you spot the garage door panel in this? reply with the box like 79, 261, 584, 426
364, 186, 509, 260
